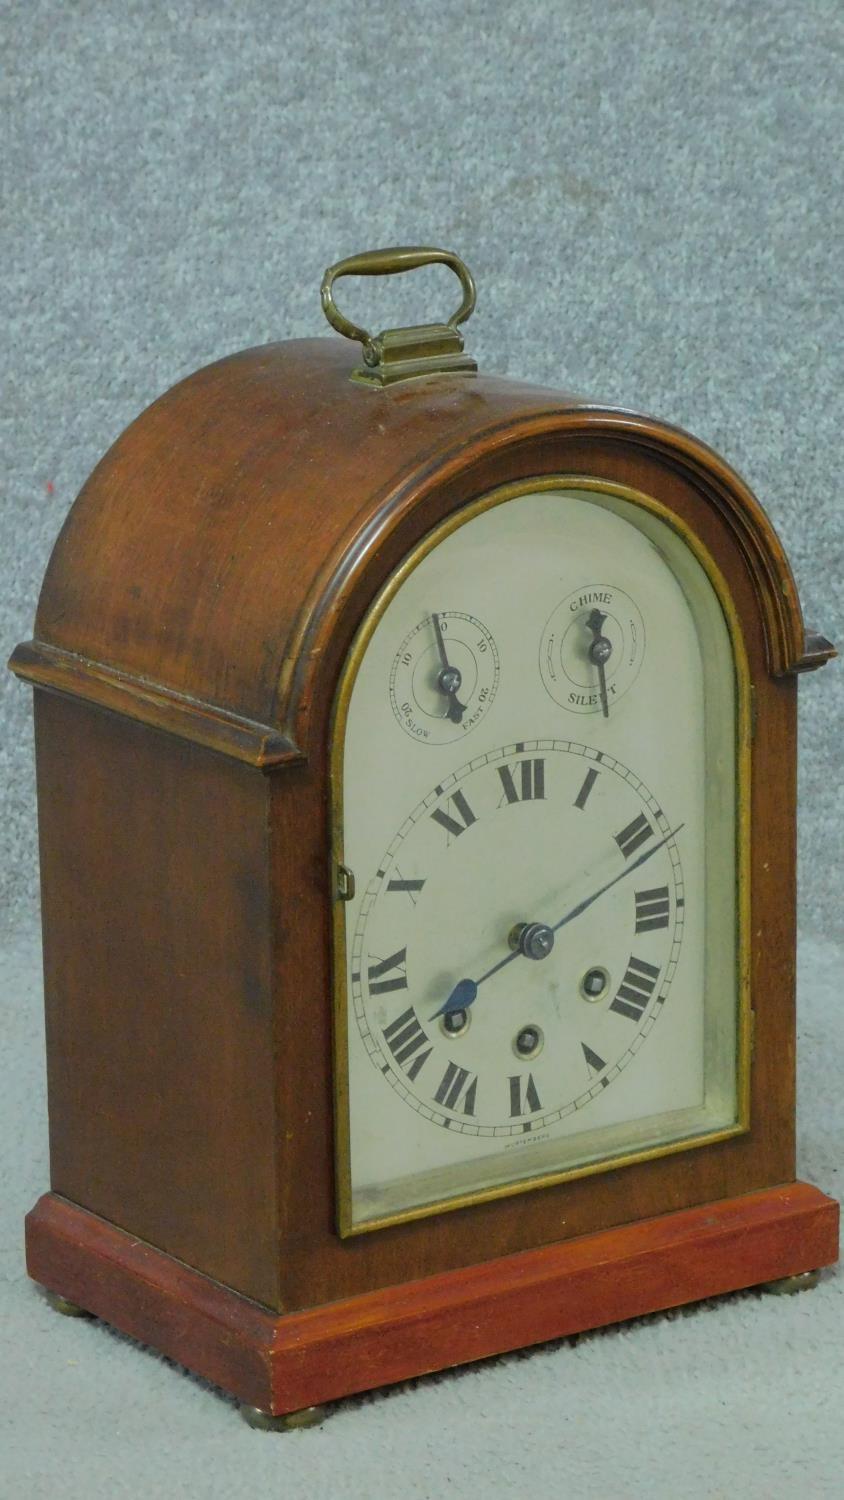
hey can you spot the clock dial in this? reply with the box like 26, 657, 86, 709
389, 610, 500, 743
352, 741, 684, 1135
335, 480, 746, 1234
539, 584, 646, 715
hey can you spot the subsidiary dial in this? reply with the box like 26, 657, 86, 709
390, 611, 500, 744
539, 585, 645, 715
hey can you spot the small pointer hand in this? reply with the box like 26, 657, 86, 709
585, 608, 612, 719
429, 823, 684, 1020
431, 612, 467, 723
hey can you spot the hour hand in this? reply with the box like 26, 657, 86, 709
429, 977, 478, 1021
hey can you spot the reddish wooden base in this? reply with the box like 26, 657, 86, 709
27, 1183, 838, 1417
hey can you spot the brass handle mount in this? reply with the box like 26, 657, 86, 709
320, 246, 477, 388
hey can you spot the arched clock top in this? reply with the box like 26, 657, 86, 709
280, 407, 834, 757
9, 339, 833, 768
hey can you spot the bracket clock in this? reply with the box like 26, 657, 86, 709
10, 247, 838, 1429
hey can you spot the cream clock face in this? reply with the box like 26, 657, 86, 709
334, 480, 746, 1234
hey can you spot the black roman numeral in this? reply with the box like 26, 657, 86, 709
581, 1043, 607, 1075
433, 1061, 478, 1115
382, 1007, 432, 1081
497, 758, 545, 805
367, 948, 407, 995
635, 886, 670, 932
574, 766, 598, 809
386, 872, 426, 903
610, 956, 660, 1021
430, 788, 476, 840
509, 1073, 542, 1116
615, 812, 654, 859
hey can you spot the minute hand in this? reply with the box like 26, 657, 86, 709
550, 823, 685, 936
473, 823, 684, 989
431, 823, 684, 1020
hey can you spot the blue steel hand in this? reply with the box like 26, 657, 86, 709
429, 823, 683, 1021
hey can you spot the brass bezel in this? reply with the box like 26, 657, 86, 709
330, 475, 752, 1237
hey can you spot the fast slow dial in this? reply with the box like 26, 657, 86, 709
390, 610, 499, 744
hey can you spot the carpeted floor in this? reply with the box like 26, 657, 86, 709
2, 2, 842, 1495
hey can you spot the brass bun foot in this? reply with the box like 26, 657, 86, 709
240, 1403, 328, 1432
44, 1288, 92, 1318
760, 1268, 821, 1296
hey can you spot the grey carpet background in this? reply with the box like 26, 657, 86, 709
2, 1, 842, 1495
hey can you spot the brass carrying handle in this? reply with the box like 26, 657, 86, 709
320, 246, 476, 362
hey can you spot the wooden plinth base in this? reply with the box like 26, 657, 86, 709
27, 1183, 838, 1417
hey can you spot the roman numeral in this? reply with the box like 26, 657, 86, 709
433, 1060, 478, 1115
574, 766, 598, 809
610, 956, 660, 1021
367, 948, 407, 995
430, 788, 476, 840
386, 873, 425, 903
509, 1073, 542, 1116
614, 812, 654, 860
497, 758, 545, 805
635, 886, 670, 932
382, 1007, 432, 1081
581, 1043, 606, 1075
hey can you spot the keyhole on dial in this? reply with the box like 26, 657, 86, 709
514, 1025, 544, 1060
580, 966, 610, 1002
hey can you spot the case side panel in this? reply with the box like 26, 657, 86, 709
34, 691, 281, 1308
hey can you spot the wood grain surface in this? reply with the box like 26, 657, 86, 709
27, 1184, 839, 1416
10, 338, 836, 1330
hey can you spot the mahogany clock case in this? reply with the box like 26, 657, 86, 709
10, 335, 838, 1414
